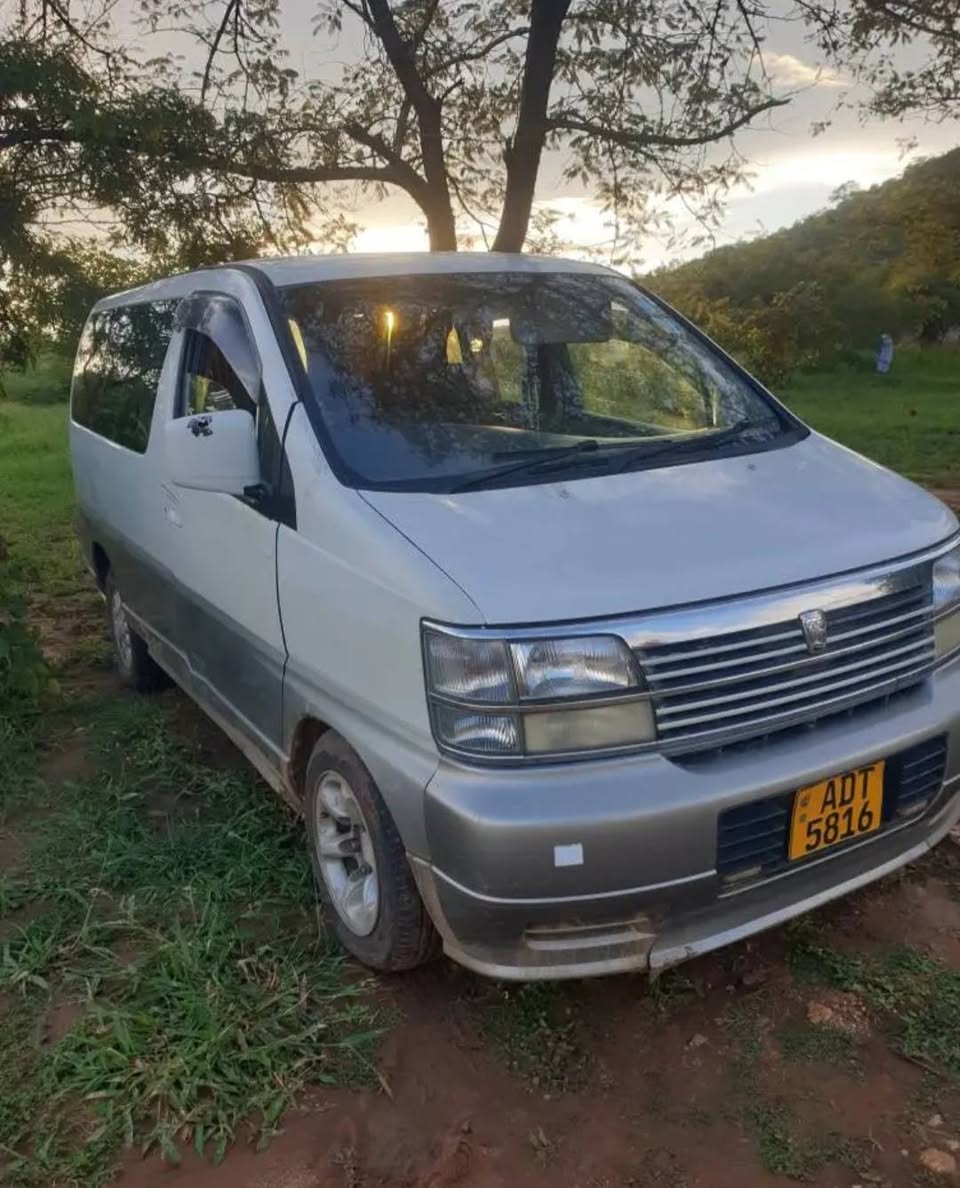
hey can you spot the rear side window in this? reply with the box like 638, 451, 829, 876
72, 301, 177, 452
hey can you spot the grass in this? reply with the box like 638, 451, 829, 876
780, 347, 960, 488
0, 695, 382, 1186
0, 402, 382, 1185
480, 983, 591, 1095
778, 1019, 863, 1075
0, 399, 88, 606
0, 352, 74, 404
787, 920, 960, 1081
748, 1101, 870, 1182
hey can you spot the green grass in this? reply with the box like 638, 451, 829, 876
778, 1019, 863, 1074
0, 399, 85, 603
748, 1101, 870, 1182
0, 402, 382, 1186
480, 983, 591, 1094
787, 921, 960, 1080
780, 348, 960, 487
0, 698, 382, 1186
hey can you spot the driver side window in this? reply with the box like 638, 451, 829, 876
180, 329, 257, 418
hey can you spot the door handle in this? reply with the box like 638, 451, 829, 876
164, 504, 182, 527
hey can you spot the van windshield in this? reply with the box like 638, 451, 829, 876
279, 272, 796, 492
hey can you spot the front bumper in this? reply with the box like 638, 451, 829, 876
411, 660, 960, 979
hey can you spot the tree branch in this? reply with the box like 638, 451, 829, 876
201, 0, 240, 106
0, 126, 413, 190
363, 0, 457, 248
364, 0, 437, 115
425, 26, 530, 76
491, 0, 573, 252
546, 97, 790, 151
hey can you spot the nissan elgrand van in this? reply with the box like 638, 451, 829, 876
69, 253, 960, 979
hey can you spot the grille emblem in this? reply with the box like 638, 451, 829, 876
799, 609, 829, 654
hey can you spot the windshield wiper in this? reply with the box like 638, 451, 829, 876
605, 419, 760, 473
450, 438, 603, 492
449, 421, 765, 492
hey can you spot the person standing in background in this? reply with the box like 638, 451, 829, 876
876, 333, 894, 374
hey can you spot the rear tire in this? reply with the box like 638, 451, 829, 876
104, 573, 170, 693
304, 731, 439, 972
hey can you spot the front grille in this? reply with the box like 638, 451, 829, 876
716, 734, 948, 886
886, 735, 949, 819
638, 582, 935, 754
717, 792, 793, 885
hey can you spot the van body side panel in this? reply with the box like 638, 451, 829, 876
277, 407, 479, 852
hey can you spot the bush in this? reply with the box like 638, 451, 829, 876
0, 352, 73, 404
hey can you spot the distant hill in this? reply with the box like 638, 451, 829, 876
644, 147, 960, 381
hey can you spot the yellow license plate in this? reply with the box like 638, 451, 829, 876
789, 760, 885, 861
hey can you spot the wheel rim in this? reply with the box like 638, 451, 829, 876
311, 770, 379, 937
110, 589, 133, 674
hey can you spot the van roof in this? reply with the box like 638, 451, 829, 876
93, 252, 615, 309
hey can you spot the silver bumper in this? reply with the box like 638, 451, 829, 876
412, 660, 960, 979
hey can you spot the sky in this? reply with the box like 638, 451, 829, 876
98, 2, 960, 270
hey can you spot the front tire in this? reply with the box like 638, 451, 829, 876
104, 573, 170, 693
304, 731, 438, 972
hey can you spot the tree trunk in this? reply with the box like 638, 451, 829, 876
426, 203, 458, 250
364, 0, 459, 251
491, 0, 571, 253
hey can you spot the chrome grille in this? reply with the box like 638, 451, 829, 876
639, 582, 935, 753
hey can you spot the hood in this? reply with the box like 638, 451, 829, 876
361, 434, 958, 625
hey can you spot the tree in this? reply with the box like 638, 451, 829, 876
812, 0, 960, 122
3, 0, 794, 266
647, 147, 960, 379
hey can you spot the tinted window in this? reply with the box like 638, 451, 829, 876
71, 301, 176, 452
279, 273, 791, 493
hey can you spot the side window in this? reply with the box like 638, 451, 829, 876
179, 329, 257, 418
71, 301, 176, 452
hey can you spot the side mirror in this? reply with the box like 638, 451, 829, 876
166, 410, 260, 495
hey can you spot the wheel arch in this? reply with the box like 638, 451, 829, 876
286, 714, 334, 806
91, 542, 110, 591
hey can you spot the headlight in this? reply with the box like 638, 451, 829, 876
423, 627, 654, 758
511, 637, 637, 699
933, 545, 960, 661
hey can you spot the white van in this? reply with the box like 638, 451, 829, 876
69, 253, 960, 979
